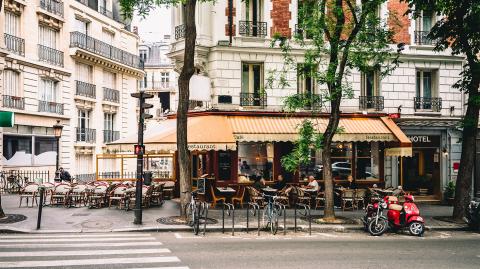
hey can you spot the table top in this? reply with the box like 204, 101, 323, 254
301, 188, 318, 192
262, 187, 278, 193
216, 187, 236, 193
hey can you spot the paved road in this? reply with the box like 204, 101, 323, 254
0, 233, 189, 269
155, 230, 480, 269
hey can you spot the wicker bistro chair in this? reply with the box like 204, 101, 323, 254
108, 185, 128, 209
231, 186, 246, 208
50, 184, 72, 207
88, 185, 108, 208
162, 181, 175, 200
128, 185, 153, 209
246, 186, 264, 207
70, 184, 88, 207
315, 191, 326, 209
275, 187, 290, 207
341, 189, 356, 210
151, 183, 165, 206
292, 186, 312, 206
354, 189, 367, 209
19, 183, 39, 207
210, 186, 226, 208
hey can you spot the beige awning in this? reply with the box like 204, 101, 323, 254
108, 116, 237, 152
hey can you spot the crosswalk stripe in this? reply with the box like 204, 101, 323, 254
0, 248, 171, 257
0, 241, 163, 248
0, 256, 181, 268
0, 237, 155, 243
0, 233, 153, 239
127, 267, 190, 269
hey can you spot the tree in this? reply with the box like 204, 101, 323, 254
1, 0, 5, 219
120, 0, 203, 217
403, 0, 480, 220
272, 0, 400, 220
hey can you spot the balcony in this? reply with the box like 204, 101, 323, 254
39, 0, 64, 18
414, 31, 435, 45
70, 31, 143, 70
103, 130, 120, 143
103, 87, 120, 103
2, 95, 25, 110
240, 92, 267, 108
175, 25, 185, 40
239, 21, 268, 37
38, 44, 64, 67
76, 81, 96, 99
151, 81, 170, 90
76, 127, 96, 143
4, 34, 25, 56
414, 97, 442, 112
38, 100, 63, 114
359, 96, 384, 111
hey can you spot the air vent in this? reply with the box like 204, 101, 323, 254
218, 95, 232, 104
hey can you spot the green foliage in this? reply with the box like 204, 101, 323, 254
444, 181, 456, 199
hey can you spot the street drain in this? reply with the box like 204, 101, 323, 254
0, 214, 27, 224
157, 216, 218, 225
80, 220, 113, 229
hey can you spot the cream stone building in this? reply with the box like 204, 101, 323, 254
0, 0, 143, 180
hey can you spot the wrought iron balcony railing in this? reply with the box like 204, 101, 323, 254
2, 95, 25, 110
239, 21, 267, 37
40, 0, 64, 17
359, 96, 384, 111
70, 31, 144, 69
38, 100, 63, 114
414, 31, 435, 45
151, 81, 170, 90
75, 80, 96, 98
76, 127, 96, 143
103, 130, 120, 143
240, 92, 267, 107
4, 34, 25, 56
103, 87, 120, 103
414, 97, 442, 112
38, 44, 64, 67
175, 25, 185, 40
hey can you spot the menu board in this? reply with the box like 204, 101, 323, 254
218, 152, 231, 181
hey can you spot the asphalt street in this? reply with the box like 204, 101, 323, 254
0, 231, 479, 269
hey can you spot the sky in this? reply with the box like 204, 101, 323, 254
132, 7, 172, 43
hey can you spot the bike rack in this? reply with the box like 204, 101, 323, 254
294, 203, 312, 235
246, 202, 261, 236
199, 201, 209, 236
222, 203, 235, 236
274, 203, 287, 235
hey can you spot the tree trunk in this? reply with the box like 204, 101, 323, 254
0, 193, 5, 219
453, 67, 480, 220
177, 0, 197, 218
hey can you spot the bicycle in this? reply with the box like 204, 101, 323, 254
262, 193, 281, 235
184, 190, 208, 235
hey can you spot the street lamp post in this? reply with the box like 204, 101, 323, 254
53, 120, 63, 181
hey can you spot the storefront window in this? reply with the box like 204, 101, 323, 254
34, 137, 57, 166
238, 142, 273, 181
331, 142, 353, 180
2, 135, 33, 166
356, 142, 380, 180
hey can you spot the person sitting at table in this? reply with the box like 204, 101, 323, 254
304, 175, 320, 192
392, 185, 405, 197
274, 174, 287, 190
253, 177, 266, 190
347, 175, 357, 189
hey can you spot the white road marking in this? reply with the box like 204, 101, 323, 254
127, 267, 190, 269
0, 241, 163, 248
0, 257, 180, 268
0, 237, 155, 243
316, 233, 338, 238
0, 248, 171, 257
174, 233, 183, 239
0, 233, 151, 239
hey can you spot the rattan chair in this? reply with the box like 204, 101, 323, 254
19, 183, 39, 207
231, 187, 246, 208
70, 184, 88, 207
50, 184, 72, 207
108, 185, 128, 209
341, 189, 356, 210
354, 189, 367, 209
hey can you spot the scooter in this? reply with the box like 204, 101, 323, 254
366, 194, 425, 236
464, 198, 480, 231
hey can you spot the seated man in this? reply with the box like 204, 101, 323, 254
273, 174, 287, 190
253, 178, 266, 190
305, 175, 320, 192
392, 186, 405, 197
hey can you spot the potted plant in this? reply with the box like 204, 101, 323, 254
444, 181, 455, 205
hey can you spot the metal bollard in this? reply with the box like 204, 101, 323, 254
294, 205, 297, 233
202, 202, 209, 236
246, 202, 259, 234
222, 203, 235, 236
257, 206, 260, 236
36, 187, 45, 230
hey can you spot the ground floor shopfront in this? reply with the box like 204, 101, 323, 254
386, 119, 462, 199
106, 111, 412, 192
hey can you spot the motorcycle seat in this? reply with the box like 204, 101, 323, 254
389, 204, 403, 211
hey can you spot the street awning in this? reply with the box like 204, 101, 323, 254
108, 116, 237, 152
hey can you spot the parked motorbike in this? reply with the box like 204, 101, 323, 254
464, 198, 480, 231
365, 194, 425, 236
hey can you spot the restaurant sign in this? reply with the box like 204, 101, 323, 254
187, 143, 237, 151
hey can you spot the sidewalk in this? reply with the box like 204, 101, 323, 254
0, 194, 465, 234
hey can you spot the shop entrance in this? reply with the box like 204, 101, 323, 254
399, 135, 441, 197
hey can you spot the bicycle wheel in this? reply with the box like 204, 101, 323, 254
193, 204, 200, 235
262, 205, 271, 229
270, 207, 279, 235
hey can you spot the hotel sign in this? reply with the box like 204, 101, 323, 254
407, 135, 440, 147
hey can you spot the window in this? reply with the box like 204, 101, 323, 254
104, 113, 114, 131
361, 70, 380, 97
356, 142, 380, 180
297, 63, 316, 95
140, 49, 147, 62
76, 62, 93, 83
5, 11, 20, 37
415, 70, 439, 111
416, 70, 434, 99
243, 0, 263, 22
296, 0, 314, 39
2, 135, 32, 161
3, 70, 20, 97
39, 78, 58, 102
74, 18, 88, 35
78, 109, 91, 129
241, 63, 263, 94
161, 72, 169, 83
238, 142, 274, 181
415, 9, 436, 45
38, 25, 58, 49
103, 70, 116, 89
102, 30, 114, 44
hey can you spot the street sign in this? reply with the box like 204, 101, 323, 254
0, 111, 15, 127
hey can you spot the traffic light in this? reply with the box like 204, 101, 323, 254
134, 144, 145, 155
131, 91, 154, 121
0, 111, 14, 127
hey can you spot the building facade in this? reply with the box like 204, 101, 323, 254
139, 37, 178, 118
0, 0, 143, 180
166, 0, 465, 199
